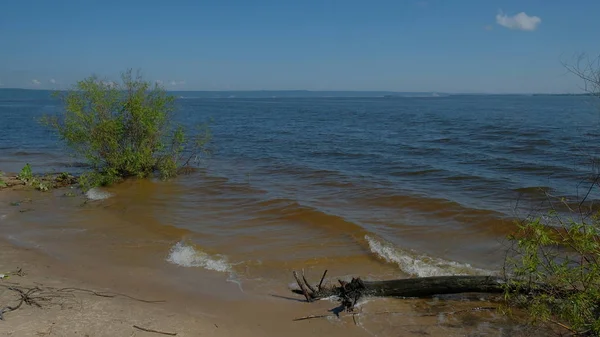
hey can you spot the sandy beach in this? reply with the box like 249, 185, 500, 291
0, 186, 374, 337
0, 227, 373, 337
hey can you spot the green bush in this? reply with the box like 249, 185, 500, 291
41, 70, 210, 190
503, 210, 600, 335
18, 163, 33, 183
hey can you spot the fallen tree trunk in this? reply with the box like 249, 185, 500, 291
359, 275, 505, 297
292, 270, 505, 310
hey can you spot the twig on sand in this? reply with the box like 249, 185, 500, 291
0, 278, 165, 322
548, 319, 581, 335
0, 286, 44, 320
56, 287, 165, 303
133, 325, 177, 336
293, 314, 334, 321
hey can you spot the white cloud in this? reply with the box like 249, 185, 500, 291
102, 81, 116, 88
496, 11, 541, 31
155, 80, 163, 86
31, 79, 41, 85
49, 78, 56, 84
169, 80, 186, 86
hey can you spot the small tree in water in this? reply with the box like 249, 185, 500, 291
42, 70, 210, 190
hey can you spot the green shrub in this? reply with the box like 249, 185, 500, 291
503, 210, 600, 335
41, 70, 210, 190
37, 181, 49, 192
18, 163, 33, 184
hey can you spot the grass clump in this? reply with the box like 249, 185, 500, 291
41, 70, 210, 190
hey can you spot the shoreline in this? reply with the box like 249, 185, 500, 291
0, 171, 78, 192
0, 232, 547, 337
0, 174, 543, 336
0, 187, 372, 337
0, 231, 371, 337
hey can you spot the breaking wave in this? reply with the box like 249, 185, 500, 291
166, 241, 232, 273
85, 188, 113, 200
365, 235, 491, 277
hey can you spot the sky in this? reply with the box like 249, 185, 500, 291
1, 0, 599, 93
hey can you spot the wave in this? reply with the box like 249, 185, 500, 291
254, 199, 369, 236
513, 186, 554, 198
395, 168, 444, 177
360, 192, 502, 219
365, 235, 491, 277
519, 138, 553, 146
85, 188, 113, 200
166, 241, 232, 273
13, 151, 46, 156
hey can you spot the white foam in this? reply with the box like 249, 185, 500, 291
365, 235, 490, 277
166, 241, 232, 273
85, 188, 113, 200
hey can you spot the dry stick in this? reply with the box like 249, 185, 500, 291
0, 287, 42, 320
293, 271, 313, 302
317, 270, 328, 292
133, 325, 177, 336
293, 314, 333, 321
547, 319, 579, 335
56, 287, 165, 303
301, 269, 317, 293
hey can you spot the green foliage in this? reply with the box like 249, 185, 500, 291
18, 163, 33, 183
41, 70, 210, 190
0, 179, 6, 188
36, 181, 49, 192
504, 211, 600, 335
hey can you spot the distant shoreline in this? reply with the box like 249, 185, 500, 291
0, 87, 594, 98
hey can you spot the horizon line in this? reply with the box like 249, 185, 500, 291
0, 87, 587, 96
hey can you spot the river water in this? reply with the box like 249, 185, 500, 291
1, 90, 599, 335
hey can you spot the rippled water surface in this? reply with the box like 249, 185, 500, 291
2, 90, 600, 290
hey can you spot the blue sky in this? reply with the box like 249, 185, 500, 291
1, 0, 599, 93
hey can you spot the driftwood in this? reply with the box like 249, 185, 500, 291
133, 325, 177, 336
292, 270, 505, 310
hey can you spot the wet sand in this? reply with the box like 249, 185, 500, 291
0, 230, 372, 337
0, 236, 540, 337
